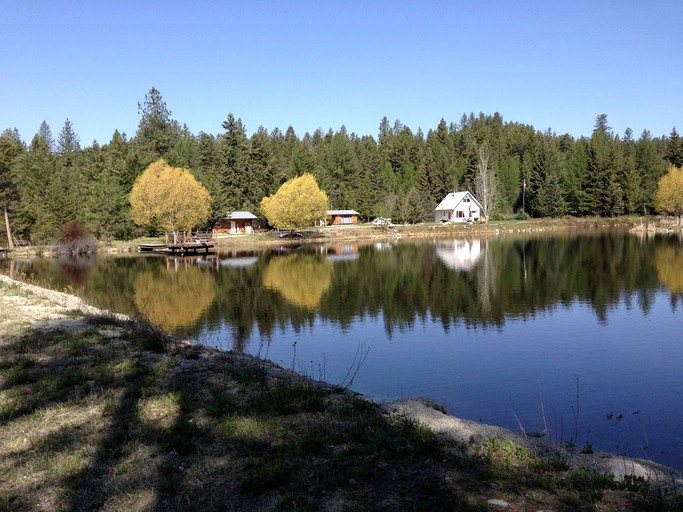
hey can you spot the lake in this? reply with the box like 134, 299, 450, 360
2, 230, 683, 470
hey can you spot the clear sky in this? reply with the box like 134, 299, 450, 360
1, 1, 682, 146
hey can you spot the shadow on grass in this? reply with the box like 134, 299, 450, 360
0, 312, 491, 511
6, 312, 668, 511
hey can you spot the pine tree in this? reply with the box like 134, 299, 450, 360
0, 128, 25, 213
215, 114, 249, 212
586, 130, 616, 216
636, 130, 666, 214
13, 133, 57, 241
135, 87, 179, 161
246, 126, 275, 209
621, 128, 642, 213
166, 125, 199, 170
37, 121, 55, 152
194, 132, 218, 211
593, 114, 612, 136
565, 139, 590, 215
288, 142, 314, 179
57, 119, 81, 161
665, 127, 683, 167
529, 136, 566, 217
321, 129, 360, 209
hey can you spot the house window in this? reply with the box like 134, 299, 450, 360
463, 197, 470, 202
456, 211, 465, 218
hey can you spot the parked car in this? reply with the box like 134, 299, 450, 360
372, 217, 391, 226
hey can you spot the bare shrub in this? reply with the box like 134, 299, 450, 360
54, 220, 98, 255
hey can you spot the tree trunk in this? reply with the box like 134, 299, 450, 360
4, 208, 14, 249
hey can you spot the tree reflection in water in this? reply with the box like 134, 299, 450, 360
262, 253, 333, 309
53, 254, 97, 288
133, 258, 216, 334
654, 235, 683, 306
1, 232, 679, 338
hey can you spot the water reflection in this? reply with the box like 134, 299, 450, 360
133, 258, 216, 333
654, 243, 683, 295
53, 255, 97, 287
435, 239, 482, 271
2, 232, 679, 337
218, 250, 259, 268
262, 253, 333, 309
325, 243, 360, 262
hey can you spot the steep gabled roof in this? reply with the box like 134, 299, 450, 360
434, 192, 482, 211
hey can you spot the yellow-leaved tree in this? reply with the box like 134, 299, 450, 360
655, 164, 683, 225
130, 159, 212, 234
260, 173, 329, 230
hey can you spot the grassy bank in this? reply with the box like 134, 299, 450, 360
1, 277, 682, 511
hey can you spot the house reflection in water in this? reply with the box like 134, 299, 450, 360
325, 243, 360, 262
435, 239, 483, 271
218, 250, 259, 268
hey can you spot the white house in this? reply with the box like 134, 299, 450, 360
434, 191, 482, 223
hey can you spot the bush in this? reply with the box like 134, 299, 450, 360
54, 220, 98, 255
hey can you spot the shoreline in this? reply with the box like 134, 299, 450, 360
5, 215, 682, 258
1, 272, 682, 503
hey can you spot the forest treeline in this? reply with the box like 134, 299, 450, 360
1, 87, 681, 243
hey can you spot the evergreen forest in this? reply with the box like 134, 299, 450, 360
1, 88, 682, 244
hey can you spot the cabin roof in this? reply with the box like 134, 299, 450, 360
221, 211, 258, 220
326, 209, 360, 216
434, 192, 481, 211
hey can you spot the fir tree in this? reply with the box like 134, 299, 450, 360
665, 127, 683, 167
135, 87, 179, 160
215, 113, 248, 212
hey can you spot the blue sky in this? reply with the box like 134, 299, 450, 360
1, 1, 682, 145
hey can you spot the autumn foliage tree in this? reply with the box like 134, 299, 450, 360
260, 173, 329, 230
655, 164, 683, 225
129, 159, 211, 235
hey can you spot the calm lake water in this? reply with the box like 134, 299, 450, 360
2, 231, 683, 470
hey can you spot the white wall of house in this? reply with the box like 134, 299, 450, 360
434, 192, 482, 222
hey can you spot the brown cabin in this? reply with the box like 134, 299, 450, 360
212, 211, 257, 237
326, 210, 360, 225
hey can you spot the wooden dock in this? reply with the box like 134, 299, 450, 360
138, 242, 215, 255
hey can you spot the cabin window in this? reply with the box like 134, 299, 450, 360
456, 211, 465, 218
463, 197, 470, 202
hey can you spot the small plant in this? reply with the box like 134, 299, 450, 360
397, 416, 438, 455
580, 441, 594, 454
620, 474, 650, 494
567, 468, 617, 503
482, 437, 535, 472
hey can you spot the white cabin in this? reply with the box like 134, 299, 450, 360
434, 191, 482, 223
